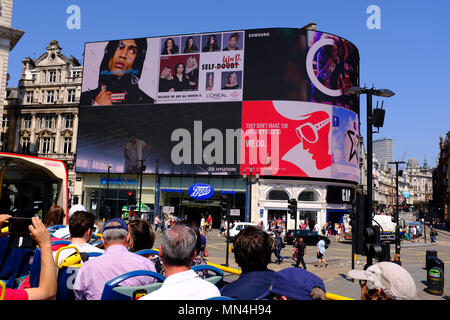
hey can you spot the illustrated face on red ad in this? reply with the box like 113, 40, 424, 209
241, 101, 332, 178
241, 100, 359, 183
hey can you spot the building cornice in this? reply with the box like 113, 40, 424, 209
0, 25, 24, 50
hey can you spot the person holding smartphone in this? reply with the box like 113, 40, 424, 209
0, 215, 57, 300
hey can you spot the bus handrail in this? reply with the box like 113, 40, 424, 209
95, 238, 354, 300
205, 261, 354, 300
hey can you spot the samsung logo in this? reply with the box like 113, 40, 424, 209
189, 183, 214, 200
248, 32, 270, 38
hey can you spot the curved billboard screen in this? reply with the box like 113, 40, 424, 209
77, 28, 360, 183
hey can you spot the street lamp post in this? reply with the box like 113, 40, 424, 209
106, 165, 111, 219
388, 160, 405, 257
345, 85, 395, 267
242, 165, 260, 222
138, 159, 146, 219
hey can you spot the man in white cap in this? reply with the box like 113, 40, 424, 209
347, 262, 418, 300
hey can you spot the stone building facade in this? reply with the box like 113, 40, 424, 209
0, 0, 24, 147
2, 40, 82, 203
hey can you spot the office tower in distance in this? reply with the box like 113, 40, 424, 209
373, 138, 394, 171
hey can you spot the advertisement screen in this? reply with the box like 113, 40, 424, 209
77, 28, 360, 183
75, 102, 242, 175
240, 101, 359, 182
81, 31, 245, 106
243, 28, 359, 114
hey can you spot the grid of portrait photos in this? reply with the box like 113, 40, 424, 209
157, 31, 245, 103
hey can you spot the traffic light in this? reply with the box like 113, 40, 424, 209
287, 198, 297, 219
363, 225, 383, 266
127, 191, 136, 206
91, 190, 98, 200
351, 192, 365, 255
220, 194, 229, 214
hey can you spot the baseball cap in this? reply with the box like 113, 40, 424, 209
347, 262, 418, 300
68, 204, 87, 217
102, 218, 128, 233
258, 267, 326, 300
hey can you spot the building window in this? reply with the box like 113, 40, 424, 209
72, 70, 81, 78
22, 137, 31, 154
23, 115, 32, 129
2, 116, 9, 129
63, 137, 72, 154
64, 114, 74, 129
25, 91, 34, 103
43, 115, 53, 129
267, 189, 289, 201
298, 191, 318, 202
0, 133, 7, 152
46, 90, 54, 103
49, 71, 56, 82
42, 137, 51, 154
67, 89, 76, 102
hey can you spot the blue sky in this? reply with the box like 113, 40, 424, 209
8, 0, 450, 168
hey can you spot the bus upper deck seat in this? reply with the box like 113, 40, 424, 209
101, 270, 166, 300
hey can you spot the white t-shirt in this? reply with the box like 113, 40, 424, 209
139, 269, 220, 300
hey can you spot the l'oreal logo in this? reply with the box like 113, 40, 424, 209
189, 183, 214, 200
206, 93, 227, 99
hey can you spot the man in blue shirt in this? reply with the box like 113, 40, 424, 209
220, 226, 276, 299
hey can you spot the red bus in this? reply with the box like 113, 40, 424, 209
0, 152, 68, 223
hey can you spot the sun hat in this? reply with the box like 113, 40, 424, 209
347, 262, 418, 300
68, 204, 87, 217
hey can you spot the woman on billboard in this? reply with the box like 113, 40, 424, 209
185, 56, 199, 90
80, 38, 155, 106
183, 36, 199, 53
202, 35, 220, 52
172, 62, 189, 91
222, 72, 240, 90
161, 38, 179, 55
159, 67, 174, 92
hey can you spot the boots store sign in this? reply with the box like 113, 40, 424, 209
189, 183, 214, 200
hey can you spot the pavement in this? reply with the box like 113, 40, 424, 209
201, 228, 450, 300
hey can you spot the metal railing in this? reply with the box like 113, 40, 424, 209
205, 261, 354, 300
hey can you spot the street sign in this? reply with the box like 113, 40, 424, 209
230, 209, 240, 216
162, 206, 175, 214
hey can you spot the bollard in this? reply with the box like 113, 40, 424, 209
426, 267, 444, 296
427, 256, 444, 273
426, 250, 437, 270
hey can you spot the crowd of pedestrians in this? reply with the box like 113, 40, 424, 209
0, 205, 421, 301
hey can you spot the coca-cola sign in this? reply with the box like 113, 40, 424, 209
188, 183, 214, 200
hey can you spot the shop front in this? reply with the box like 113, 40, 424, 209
325, 185, 354, 234
257, 179, 328, 232
80, 173, 156, 220
157, 176, 246, 228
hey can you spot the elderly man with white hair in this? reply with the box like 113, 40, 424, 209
73, 218, 156, 300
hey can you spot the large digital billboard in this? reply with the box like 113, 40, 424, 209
81, 31, 245, 106
76, 102, 242, 175
77, 28, 360, 183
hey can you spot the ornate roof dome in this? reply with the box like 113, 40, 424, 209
407, 158, 418, 167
